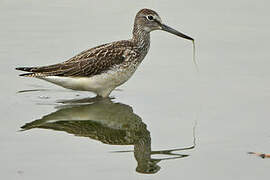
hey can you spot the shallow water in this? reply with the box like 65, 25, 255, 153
1, 0, 270, 179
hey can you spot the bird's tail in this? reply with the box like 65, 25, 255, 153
16, 67, 35, 72
15, 67, 38, 77
18, 73, 37, 77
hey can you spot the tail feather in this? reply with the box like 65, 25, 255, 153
15, 67, 35, 72
19, 72, 36, 77
16, 63, 63, 73
16, 67, 44, 77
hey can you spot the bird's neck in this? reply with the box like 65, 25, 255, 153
132, 25, 150, 51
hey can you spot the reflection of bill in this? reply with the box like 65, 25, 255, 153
21, 98, 196, 174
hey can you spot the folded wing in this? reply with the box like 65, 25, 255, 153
16, 41, 134, 77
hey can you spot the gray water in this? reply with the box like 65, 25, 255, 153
1, 0, 270, 179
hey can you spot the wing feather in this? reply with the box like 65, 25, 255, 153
16, 41, 136, 77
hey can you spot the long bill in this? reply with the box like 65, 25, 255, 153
161, 24, 194, 41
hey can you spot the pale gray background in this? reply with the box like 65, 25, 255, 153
1, 0, 270, 179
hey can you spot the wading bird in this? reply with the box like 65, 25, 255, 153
16, 9, 193, 97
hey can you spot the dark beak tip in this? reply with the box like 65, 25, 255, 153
161, 24, 194, 41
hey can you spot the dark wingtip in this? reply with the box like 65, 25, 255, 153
16, 67, 24, 71
20, 124, 27, 129
16, 67, 36, 77
15, 67, 33, 72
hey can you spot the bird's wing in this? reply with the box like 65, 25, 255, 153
16, 41, 137, 77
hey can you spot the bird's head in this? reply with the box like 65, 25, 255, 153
134, 8, 194, 41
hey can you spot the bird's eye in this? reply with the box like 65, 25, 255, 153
146, 15, 154, 21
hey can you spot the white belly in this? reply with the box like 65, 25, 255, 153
39, 63, 139, 97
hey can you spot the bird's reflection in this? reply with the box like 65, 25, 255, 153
21, 97, 195, 174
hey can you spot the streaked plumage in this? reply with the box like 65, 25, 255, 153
16, 8, 193, 97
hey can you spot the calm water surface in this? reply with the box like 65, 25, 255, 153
1, 0, 270, 179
